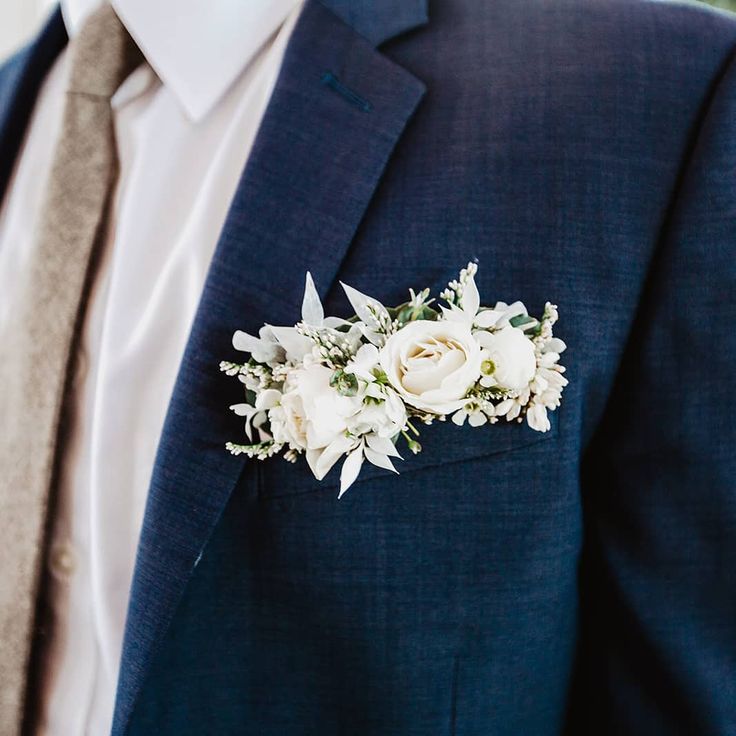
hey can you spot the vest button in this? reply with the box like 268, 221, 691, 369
49, 541, 76, 581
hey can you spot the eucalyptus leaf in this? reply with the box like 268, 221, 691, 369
339, 446, 365, 497
364, 447, 398, 473
330, 369, 359, 396
301, 271, 324, 325
341, 281, 389, 328
509, 314, 535, 328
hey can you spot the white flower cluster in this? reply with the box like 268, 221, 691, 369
221, 264, 567, 496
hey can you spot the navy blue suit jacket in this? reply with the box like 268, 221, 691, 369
2, 1, 736, 733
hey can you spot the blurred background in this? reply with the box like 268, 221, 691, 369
0, 0, 735, 61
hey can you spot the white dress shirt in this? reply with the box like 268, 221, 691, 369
0, 0, 303, 732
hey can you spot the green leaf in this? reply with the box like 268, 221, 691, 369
509, 314, 534, 328
372, 367, 389, 384
330, 369, 359, 397
393, 302, 440, 326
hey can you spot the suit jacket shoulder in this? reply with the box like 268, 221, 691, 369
384, 0, 736, 155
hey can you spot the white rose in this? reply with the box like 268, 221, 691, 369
379, 320, 482, 414
272, 364, 361, 453
475, 325, 536, 391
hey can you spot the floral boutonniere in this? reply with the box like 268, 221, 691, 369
220, 263, 567, 496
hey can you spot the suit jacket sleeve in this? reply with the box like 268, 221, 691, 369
573, 44, 736, 735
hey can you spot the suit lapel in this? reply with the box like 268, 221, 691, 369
112, 1, 426, 731
0, 7, 67, 203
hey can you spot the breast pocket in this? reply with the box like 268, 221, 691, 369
257, 410, 560, 501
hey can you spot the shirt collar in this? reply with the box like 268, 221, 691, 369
60, 0, 302, 121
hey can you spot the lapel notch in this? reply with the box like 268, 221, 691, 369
321, 0, 428, 45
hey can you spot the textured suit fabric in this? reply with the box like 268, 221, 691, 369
0, 6, 141, 732
1, 0, 735, 734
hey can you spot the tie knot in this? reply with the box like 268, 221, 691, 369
67, 3, 144, 98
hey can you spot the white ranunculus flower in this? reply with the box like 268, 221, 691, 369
378, 320, 482, 414
475, 325, 537, 391
270, 364, 361, 453
269, 391, 307, 450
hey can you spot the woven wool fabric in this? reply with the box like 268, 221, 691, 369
1, 0, 736, 734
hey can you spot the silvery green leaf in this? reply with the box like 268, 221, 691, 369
229, 403, 257, 416
305, 448, 322, 480
474, 309, 504, 329
364, 447, 398, 473
340, 281, 388, 328
366, 433, 402, 459
500, 301, 528, 323
232, 330, 262, 353
229, 403, 259, 441
253, 411, 269, 430
254, 417, 272, 443
301, 271, 324, 326
245, 411, 263, 442
238, 374, 259, 390
232, 328, 283, 364
344, 323, 367, 350
339, 445, 365, 497
270, 326, 313, 361
323, 316, 351, 329
256, 326, 287, 363
357, 323, 384, 346
439, 305, 470, 324
462, 273, 480, 316
309, 435, 354, 481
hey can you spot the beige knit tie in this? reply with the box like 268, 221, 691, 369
0, 5, 142, 731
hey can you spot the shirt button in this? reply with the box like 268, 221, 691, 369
74, 348, 89, 384
49, 541, 76, 581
